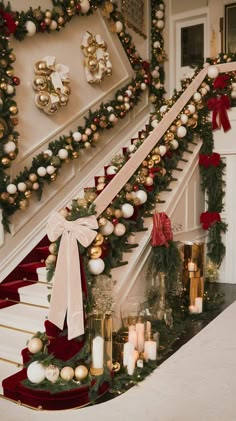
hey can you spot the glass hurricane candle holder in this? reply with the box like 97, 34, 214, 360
89, 312, 112, 376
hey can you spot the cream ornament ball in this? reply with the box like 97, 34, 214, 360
156, 20, 165, 29
50, 20, 58, 30
207, 65, 219, 79
46, 165, 55, 175
114, 223, 126, 237
74, 365, 89, 381
193, 92, 202, 102
160, 105, 167, 113
60, 366, 74, 381
58, 148, 68, 160
45, 364, 60, 383
121, 203, 134, 218
106, 165, 117, 175
37, 166, 47, 177
6, 84, 14, 95
155, 10, 164, 19
115, 21, 123, 33
27, 361, 46, 384
180, 114, 188, 124
170, 139, 179, 150
80, 0, 90, 14
72, 132, 82, 142
27, 337, 43, 354
6, 183, 17, 194
44, 149, 53, 157
4, 140, 16, 153
135, 190, 148, 204
17, 182, 27, 192
88, 258, 105, 275
25, 20, 37, 37
187, 104, 196, 114
151, 119, 158, 128
177, 125, 187, 138
145, 176, 154, 186
100, 220, 114, 236
159, 145, 167, 156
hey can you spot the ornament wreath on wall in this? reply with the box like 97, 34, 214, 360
0, 0, 166, 232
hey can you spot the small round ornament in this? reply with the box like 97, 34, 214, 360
156, 20, 165, 29
177, 126, 187, 138
27, 337, 43, 354
6, 184, 17, 195
58, 149, 68, 160
100, 220, 114, 236
170, 139, 179, 150
74, 365, 89, 381
160, 105, 167, 114
121, 203, 134, 218
17, 182, 27, 193
60, 366, 74, 381
187, 104, 196, 114
93, 233, 104, 246
46, 165, 55, 175
88, 258, 105, 275
4, 141, 16, 154
159, 145, 167, 156
37, 166, 47, 177
193, 92, 201, 102
115, 21, 123, 33
45, 364, 60, 383
151, 119, 158, 128
106, 165, 117, 175
145, 177, 154, 186
27, 361, 46, 384
207, 65, 219, 79
89, 245, 102, 259
114, 223, 126, 236
180, 114, 188, 124
72, 131, 82, 142
25, 20, 37, 37
80, 0, 91, 14
135, 190, 148, 204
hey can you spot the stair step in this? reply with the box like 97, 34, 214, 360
18, 283, 50, 307
0, 326, 32, 364
18, 262, 45, 274
0, 280, 36, 302
0, 302, 48, 333
35, 245, 49, 258
0, 360, 22, 395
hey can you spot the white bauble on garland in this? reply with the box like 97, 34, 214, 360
100, 220, 114, 236
88, 258, 105, 275
187, 104, 196, 114
6, 184, 17, 194
106, 165, 117, 175
37, 166, 47, 177
74, 365, 88, 381
156, 20, 165, 29
180, 114, 188, 124
27, 361, 46, 384
17, 182, 27, 192
121, 203, 134, 218
193, 92, 202, 102
27, 337, 43, 354
207, 65, 219, 79
114, 223, 126, 237
160, 105, 167, 113
135, 190, 148, 204
170, 139, 179, 150
25, 20, 37, 37
46, 165, 55, 175
115, 21, 123, 33
72, 132, 82, 142
177, 125, 187, 138
58, 149, 68, 160
159, 145, 167, 156
80, 0, 90, 14
4, 141, 16, 153
44, 149, 53, 157
151, 119, 158, 128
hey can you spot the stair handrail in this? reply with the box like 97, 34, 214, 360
94, 62, 236, 216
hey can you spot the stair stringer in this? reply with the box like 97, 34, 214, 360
111, 138, 206, 329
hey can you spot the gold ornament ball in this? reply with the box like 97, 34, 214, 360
2, 157, 10, 166
29, 173, 37, 182
1, 192, 9, 201
114, 209, 122, 218
9, 53, 16, 62
46, 254, 57, 266
72, 151, 79, 159
24, 190, 32, 199
60, 366, 74, 381
98, 217, 107, 227
51, 173, 57, 181
28, 337, 43, 354
19, 199, 29, 210
49, 242, 58, 255
89, 246, 102, 259
9, 152, 17, 160
6, 69, 14, 77
93, 233, 104, 246
74, 365, 88, 381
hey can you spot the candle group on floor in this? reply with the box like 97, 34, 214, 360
124, 321, 157, 375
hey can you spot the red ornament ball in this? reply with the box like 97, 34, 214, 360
13, 76, 20, 86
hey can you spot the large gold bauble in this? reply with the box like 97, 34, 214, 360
49, 242, 58, 255
74, 365, 88, 381
89, 246, 102, 259
29, 173, 37, 182
93, 233, 104, 246
33, 76, 47, 91
1, 157, 10, 166
147, 159, 154, 169
152, 154, 161, 164
19, 199, 29, 210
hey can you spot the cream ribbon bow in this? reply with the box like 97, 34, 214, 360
43, 56, 69, 96
47, 212, 98, 340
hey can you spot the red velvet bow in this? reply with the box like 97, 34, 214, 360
213, 74, 230, 90
0, 8, 17, 34
200, 211, 221, 230
199, 152, 221, 168
151, 212, 173, 247
207, 94, 231, 132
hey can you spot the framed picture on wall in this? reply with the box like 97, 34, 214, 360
225, 3, 236, 53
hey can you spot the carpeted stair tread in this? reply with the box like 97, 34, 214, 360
0, 327, 32, 364
0, 361, 22, 395
35, 245, 49, 258
0, 280, 36, 302
0, 299, 16, 310
18, 262, 45, 274
18, 283, 50, 307
0, 303, 48, 333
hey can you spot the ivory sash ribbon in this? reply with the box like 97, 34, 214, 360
47, 212, 98, 340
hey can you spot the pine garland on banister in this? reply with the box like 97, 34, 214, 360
0, 0, 166, 232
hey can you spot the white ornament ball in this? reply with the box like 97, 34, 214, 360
106, 165, 117, 175
4, 141, 16, 153
37, 166, 47, 177
160, 105, 167, 113
17, 182, 27, 192
100, 220, 114, 236
156, 20, 165, 29
141, 83, 147, 91
44, 149, 53, 157
60, 366, 74, 381
27, 361, 46, 384
6, 84, 14, 95
74, 365, 88, 381
114, 223, 126, 237
25, 20, 37, 37
187, 104, 196, 114
115, 21, 123, 33
88, 258, 105, 275
58, 149, 68, 160
151, 119, 158, 128
231, 82, 236, 90
151, 69, 159, 78
159, 145, 167, 156
200, 87, 208, 96
193, 92, 202, 102
153, 41, 161, 49
72, 132, 82, 142
207, 65, 219, 79
135, 190, 148, 204
109, 113, 116, 123
155, 10, 164, 19
125, 89, 132, 97
107, 106, 113, 112
170, 139, 179, 150
46, 165, 55, 175
80, 0, 90, 14
50, 20, 58, 30
128, 144, 136, 153
121, 203, 134, 218
145, 177, 154, 186
180, 114, 188, 124
177, 125, 187, 138
27, 337, 43, 354
45, 364, 60, 383
6, 183, 17, 194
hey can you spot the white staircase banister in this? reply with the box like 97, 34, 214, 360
94, 62, 236, 216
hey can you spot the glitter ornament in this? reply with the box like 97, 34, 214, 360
45, 365, 60, 383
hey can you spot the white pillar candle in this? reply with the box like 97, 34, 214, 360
92, 336, 104, 369
189, 305, 198, 314
127, 351, 136, 375
195, 297, 203, 313
123, 342, 134, 366
188, 261, 196, 272
144, 340, 157, 361
136, 322, 145, 352
128, 329, 138, 349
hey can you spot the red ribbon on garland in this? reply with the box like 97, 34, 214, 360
207, 94, 231, 133
142, 60, 152, 84
213, 74, 230, 90
151, 212, 173, 247
199, 152, 220, 168
0, 8, 17, 34
200, 211, 221, 230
